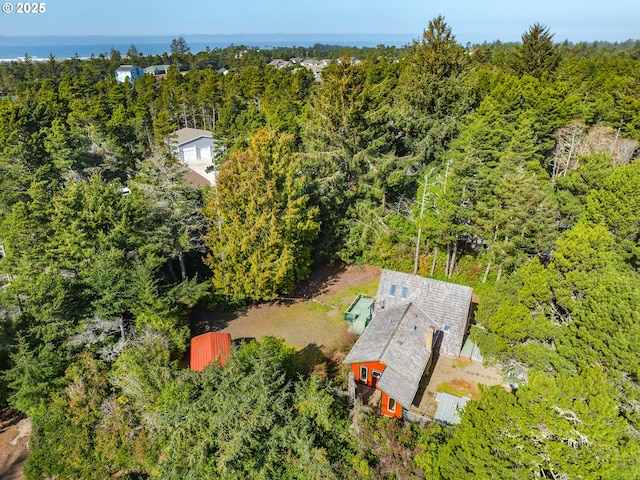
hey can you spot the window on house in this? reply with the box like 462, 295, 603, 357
388, 396, 396, 413
401, 286, 408, 299
389, 284, 397, 296
372, 370, 382, 379
359, 366, 368, 382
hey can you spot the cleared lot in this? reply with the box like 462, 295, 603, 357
190, 263, 381, 353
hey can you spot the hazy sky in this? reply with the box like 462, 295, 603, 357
0, 0, 637, 43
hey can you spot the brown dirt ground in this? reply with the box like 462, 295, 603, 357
412, 356, 504, 417
430, 356, 504, 399
190, 263, 381, 354
450, 378, 473, 391
0, 409, 30, 480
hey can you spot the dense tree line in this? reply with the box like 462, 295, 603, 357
0, 17, 639, 478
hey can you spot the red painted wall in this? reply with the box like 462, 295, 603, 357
381, 391, 403, 418
349, 361, 403, 418
350, 361, 386, 389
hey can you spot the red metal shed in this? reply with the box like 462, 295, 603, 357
190, 332, 232, 371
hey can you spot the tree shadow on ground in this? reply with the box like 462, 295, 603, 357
0, 409, 25, 435
189, 306, 247, 337
292, 262, 348, 299
294, 343, 328, 377
0, 450, 28, 480
189, 262, 349, 334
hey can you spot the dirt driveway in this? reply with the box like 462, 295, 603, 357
0, 409, 30, 480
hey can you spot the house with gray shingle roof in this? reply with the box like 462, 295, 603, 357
344, 269, 473, 418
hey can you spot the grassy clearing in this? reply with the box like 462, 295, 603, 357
322, 278, 380, 309
436, 381, 481, 400
451, 359, 473, 369
306, 300, 334, 313
212, 267, 380, 358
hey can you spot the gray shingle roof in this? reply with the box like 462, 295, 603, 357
375, 270, 472, 357
344, 302, 434, 408
343, 270, 474, 408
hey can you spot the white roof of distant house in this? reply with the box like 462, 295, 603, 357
173, 128, 213, 146
301, 58, 323, 66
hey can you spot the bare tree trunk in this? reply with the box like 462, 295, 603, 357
167, 258, 178, 284
413, 169, 432, 275
191, 106, 197, 129
443, 160, 450, 194
482, 258, 492, 283
145, 125, 153, 151
182, 104, 188, 128
612, 127, 620, 156
178, 248, 187, 282
496, 267, 503, 282
445, 243, 451, 277
448, 236, 458, 278
430, 246, 438, 276
413, 227, 422, 275
118, 317, 126, 342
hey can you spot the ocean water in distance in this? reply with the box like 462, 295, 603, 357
0, 34, 413, 62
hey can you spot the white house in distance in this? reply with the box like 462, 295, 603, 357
115, 65, 144, 83
171, 128, 217, 185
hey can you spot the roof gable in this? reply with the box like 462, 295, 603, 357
116, 65, 140, 72
344, 303, 411, 364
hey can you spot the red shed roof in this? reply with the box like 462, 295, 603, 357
190, 332, 232, 371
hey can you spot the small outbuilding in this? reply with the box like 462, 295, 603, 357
433, 392, 470, 425
190, 332, 232, 371
344, 293, 374, 334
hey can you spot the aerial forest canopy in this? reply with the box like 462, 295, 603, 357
0, 17, 639, 478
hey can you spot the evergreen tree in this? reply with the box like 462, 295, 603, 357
204, 128, 320, 299
512, 23, 561, 79
394, 15, 473, 164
